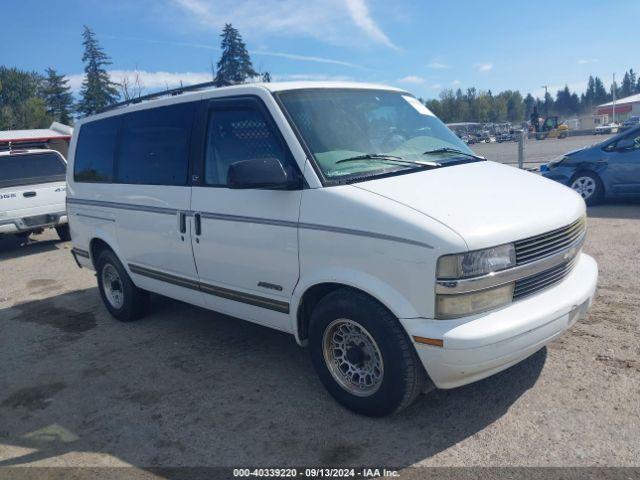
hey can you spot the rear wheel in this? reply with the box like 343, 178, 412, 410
55, 224, 71, 241
308, 289, 426, 417
570, 171, 603, 206
96, 249, 149, 322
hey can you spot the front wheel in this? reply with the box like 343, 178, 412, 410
308, 289, 426, 417
570, 171, 603, 206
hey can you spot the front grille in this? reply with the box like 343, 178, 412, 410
513, 257, 577, 299
515, 217, 585, 265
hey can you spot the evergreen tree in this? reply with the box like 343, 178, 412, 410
620, 70, 634, 98
0, 66, 49, 129
43, 67, 73, 124
214, 24, 258, 87
261, 72, 272, 83
593, 77, 608, 105
76, 26, 119, 116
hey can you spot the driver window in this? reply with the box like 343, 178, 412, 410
204, 107, 288, 186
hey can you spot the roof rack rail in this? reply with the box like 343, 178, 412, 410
97, 80, 218, 114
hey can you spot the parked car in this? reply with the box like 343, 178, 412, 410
541, 125, 640, 205
0, 148, 70, 240
497, 132, 514, 143
594, 123, 619, 135
67, 82, 597, 416
619, 116, 640, 132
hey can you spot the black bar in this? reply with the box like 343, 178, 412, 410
96, 81, 218, 114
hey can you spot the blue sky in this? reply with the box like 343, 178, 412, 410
3, 0, 638, 99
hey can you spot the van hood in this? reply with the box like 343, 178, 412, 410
353, 161, 585, 250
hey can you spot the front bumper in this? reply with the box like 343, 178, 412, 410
400, 253, 597, 389
540, 167, 573, 185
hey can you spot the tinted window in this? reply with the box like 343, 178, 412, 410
116, 102, 195, 185
204, 107, 288, 186
0, 152, 66, 188
74, 116, 119, 182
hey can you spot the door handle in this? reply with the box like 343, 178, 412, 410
23, 191, 36, 198
178, 212, 186, 233
194, 212, 201, 236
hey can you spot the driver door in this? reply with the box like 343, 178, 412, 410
604, 129, 640, 196
189, 96, 302, 332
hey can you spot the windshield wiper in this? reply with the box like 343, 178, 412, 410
422, 147, 485, 161
336, 153, 440, 168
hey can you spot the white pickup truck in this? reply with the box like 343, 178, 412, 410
0, 148, 70, 240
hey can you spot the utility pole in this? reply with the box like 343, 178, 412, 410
612, 73, 616, 124
541, 85, 548, 118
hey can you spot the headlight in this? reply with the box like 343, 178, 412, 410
437, 243, 516, 279
436, 283, 514, 319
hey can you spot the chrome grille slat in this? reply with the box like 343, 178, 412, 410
514, 266, 571, 295
513, 259, 577, 299
515, 221, 585, 252
515, 217, 585, 265
514, 261, 571, 289
515, 217, 584, 247
516, 231, 585, 262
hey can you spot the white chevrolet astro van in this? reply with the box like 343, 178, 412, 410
67, 82, 598, 416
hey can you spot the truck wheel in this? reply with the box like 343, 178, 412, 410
55, 224, 71, 241
570, 171, 603, 206
96, 249, 149, 322
308, 289, 426, 417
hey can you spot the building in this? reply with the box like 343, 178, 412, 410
595, 93, 640, 124
0, 122, 72, 157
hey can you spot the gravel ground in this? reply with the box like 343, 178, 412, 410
0, 201, 638, 474
472, 134, 614, 168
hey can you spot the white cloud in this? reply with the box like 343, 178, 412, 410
344, 0, 399, 50
430, 83, 442, 90
452, 79, 461, 86
577, 58, 599, 64
428, 61, 449, 69
397, 75, 425, 84
99, 34, 365, 69
67, 70, 212, 92
167, 0, 397, 49
476, 63, 493, 72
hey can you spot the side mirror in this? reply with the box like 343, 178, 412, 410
616, 138, 635, 151
227, 157, 294, 189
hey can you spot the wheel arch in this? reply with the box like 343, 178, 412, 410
89, 233, 122, 270
570, 167, 606, 196
291, 270, 421, 346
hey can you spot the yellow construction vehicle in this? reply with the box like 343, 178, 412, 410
535, 116, 569, 139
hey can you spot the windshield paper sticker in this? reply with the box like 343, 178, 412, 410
402, 95, 435, 116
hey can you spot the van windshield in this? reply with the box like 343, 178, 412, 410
277, 88, 477, 182
0, 152, 66, 188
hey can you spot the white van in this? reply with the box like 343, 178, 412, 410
67, 82, 597, 416
0, 148, 69, 240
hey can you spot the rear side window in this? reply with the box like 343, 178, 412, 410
116, 102, 195, 185
0, 152, 66, 188
74, 116, 119, 182
204, 107, 288, 186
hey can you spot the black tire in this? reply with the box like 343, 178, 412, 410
96, 249, 149, 322
308, 289, 426, 417
569, 171, 604, 206
55, 224, 71, 241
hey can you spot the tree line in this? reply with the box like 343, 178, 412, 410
0, 23, 266, 129
421, 69, 640, 124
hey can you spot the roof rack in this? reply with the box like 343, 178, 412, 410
97, 80, 218, 114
